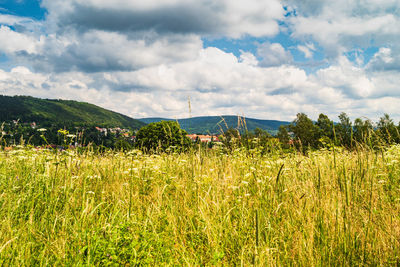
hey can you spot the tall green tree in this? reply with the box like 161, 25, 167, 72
240, 127, 272, 151
254, 127, 271, 139
221, 127, 240, 150
277, 125, 290, 148
289, 113, 319, 150
353, 117, 374, 144
316, 113, 334, 140
315, 113, 335, 147
377, 113, 399, 144
335, 112, 353, 147
136, 121, 191, 152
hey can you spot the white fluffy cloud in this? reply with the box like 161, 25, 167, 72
297, 43, 315, 59
0, 26, 38, 54
366, 47, 400, 72
1, 0, 400, 123
3, 0, 284, 72
286, 0, 400, 57
257, 42, 293, 67
314, 57, 375, 98
2, 46, 400, 121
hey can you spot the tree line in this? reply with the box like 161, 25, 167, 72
283, 112, 399, 151
217, 112, 400, 153
1, 112, 399, 153
0, 122, 135, 150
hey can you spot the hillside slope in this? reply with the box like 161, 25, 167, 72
139, 116, 290, 134
0, 95, 145, 129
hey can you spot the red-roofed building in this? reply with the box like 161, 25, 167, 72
187, 134, 220, 143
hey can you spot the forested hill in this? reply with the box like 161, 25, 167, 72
139, 116, 290, 134
0, 95, 145, 129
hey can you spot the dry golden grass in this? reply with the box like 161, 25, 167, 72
0, 145, 399, 265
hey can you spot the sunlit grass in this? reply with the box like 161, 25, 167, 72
0, 145, 399, 265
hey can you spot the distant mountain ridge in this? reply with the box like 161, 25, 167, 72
0, 95, 290, 133
0, 95, 145, 129
139, 116, 290, 135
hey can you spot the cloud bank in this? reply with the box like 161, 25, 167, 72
0, 0, 399, 122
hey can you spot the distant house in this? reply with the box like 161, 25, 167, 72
95, 127, 108, 135
187, 134, 220, 143
187, 134, 197, 141
95, 126, 133, 139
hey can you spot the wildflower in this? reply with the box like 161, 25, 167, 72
37, 128, 47, 132
58, 129, 69, 135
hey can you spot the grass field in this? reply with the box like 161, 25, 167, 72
0, 145, 399, 265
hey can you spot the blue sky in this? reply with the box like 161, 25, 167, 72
0, 0, 45, 19
0, 0, 399, 122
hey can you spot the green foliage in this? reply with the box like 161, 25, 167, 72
220, 127, 240, 150
377, 113, 400, 144
0, 123, 128, 149
276, 125, 291, 150
219, 127, 282, 154
114, 138, 133, 151
3, 95, 400, 154
290, 113, 319, 150
353, 117, 374, 145
254, 127, 271, 138
335, 112, 353, 147
248, 128, 272, 149
316, 113, 334, 141
135, 121, 191, 152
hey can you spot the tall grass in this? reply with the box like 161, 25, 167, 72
0, 145, 399, 265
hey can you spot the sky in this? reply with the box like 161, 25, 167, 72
0, 0, 399, 122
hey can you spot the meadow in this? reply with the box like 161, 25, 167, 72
0, 145, 399, 265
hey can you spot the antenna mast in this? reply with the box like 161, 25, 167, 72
188, 96, 192, 119
188, 96, 192, 133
